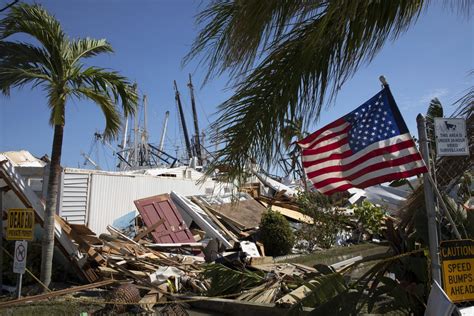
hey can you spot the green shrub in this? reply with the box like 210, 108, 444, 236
352, 200, 385, 235
259, 210, 295, 256
296, 191, 350, 248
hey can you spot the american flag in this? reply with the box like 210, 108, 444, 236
298, 86, 427, 195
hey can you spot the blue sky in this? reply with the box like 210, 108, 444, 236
0, 1, 472, 169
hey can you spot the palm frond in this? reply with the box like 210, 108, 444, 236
0, 65, 50, 95
72, 87, 122, 140
184, 0, 324, 83
68, 38, 113, 66
203, 263, 265, 296
452, 70, 473, 118
0, 3, 66, 60
196, 0, 431, 180
70, 66, 138, 118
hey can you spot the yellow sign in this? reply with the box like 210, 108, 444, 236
6, 208, 34, 241
440, 239, 474, 303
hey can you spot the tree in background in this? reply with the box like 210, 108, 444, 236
186, 0, 471, 181
0, 4, 138, 287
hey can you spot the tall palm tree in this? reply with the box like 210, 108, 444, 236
186, 0, 471, 181
0, 4, 138, 287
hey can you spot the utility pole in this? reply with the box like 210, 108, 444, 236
188, 74, 203, 164
159, 111, 170, 152
174, 80, 193, 160
417, 114, 442, 285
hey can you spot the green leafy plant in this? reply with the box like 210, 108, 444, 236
259, 210, 295, 256
351, 201, 385, 236
296, 191, 350, 248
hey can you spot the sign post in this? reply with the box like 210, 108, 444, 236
434, 118, 469, 157
13, 240, 27, 298
417, 114, 442, 284
440, 239, 474, 303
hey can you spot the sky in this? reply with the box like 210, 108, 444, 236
0, 0, 472, 170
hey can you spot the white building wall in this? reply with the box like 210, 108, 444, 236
86, 172, 219, 235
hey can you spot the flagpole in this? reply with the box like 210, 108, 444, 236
417, 114, 442, 284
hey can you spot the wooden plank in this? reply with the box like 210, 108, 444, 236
171, 192, 232, 248
0, 279, 115, 308
190, 196, 239, 242
133, 218, 165, 242
180, 295, 313, 316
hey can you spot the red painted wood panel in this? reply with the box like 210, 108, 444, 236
134, 194, 195, 243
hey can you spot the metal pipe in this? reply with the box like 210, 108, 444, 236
417, 114, 442, 284
159, 111, 170, 152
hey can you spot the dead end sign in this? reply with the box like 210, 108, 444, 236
440, 239, 474, 303
6, 208, 34, 241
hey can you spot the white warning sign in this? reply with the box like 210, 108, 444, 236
434, 118, 469, 157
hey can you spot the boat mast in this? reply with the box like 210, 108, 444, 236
174, 80, 193, 160
159, 111, 170, 152
188, 74, 202, 165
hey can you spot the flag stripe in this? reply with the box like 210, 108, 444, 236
302, 133, 414, 168
298, 87, 427, 195
322, 167, 427, 195
311, 153, 424, 187
305, 124, 351, 150
305, 140, 419, 178
297, 118, 346, 148
318, 161, 425, 193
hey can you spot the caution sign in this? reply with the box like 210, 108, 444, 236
434, 118, 469, 157
440, 239, 474, 302
6, 208, 34, 241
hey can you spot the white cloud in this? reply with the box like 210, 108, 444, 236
419, 88, 449, 104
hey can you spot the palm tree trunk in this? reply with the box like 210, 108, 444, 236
40, 124, 64, 289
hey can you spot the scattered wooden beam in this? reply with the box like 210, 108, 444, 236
0, 279, 115, 308
133, 218, 165, 242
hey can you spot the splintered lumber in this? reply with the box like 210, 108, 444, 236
144, 242, 204, 248
276, 284, 312, 307
0, 279, 115, 308
190, 196, 239, 242
133, 218, 166, 242
259, 202, 313, 224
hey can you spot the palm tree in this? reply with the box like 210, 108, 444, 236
186, 0, 471, 181
0, 4, 138, 287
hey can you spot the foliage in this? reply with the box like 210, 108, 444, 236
203, 263, 264, 296
0, 3, 137, 286
351, 201, 385, 236
0, 3, 138, 136
290, 221, 430, 314
186, 0, 471, 181
259, 209, 295, 256
296, 190, 350, 248
426, 97, 443, 159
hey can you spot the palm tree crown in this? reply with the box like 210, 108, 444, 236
0, 3, 137, 136
0, 3, 138, 287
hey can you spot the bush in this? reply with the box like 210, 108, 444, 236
351, 200, 385, 236
296, 191, 350, 248
259, 210, 295, 256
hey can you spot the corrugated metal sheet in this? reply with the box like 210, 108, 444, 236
59, 172, 89, 224
87, 172, 218, 235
